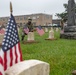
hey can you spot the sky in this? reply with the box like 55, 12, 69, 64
0, 0, 75, 19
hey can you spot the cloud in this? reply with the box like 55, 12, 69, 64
0, 0, 75, 19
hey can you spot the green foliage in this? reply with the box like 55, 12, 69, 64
63, 4, 68, 11
56, 12, 67, 21
20, 30, 76, 75
56, 3, 68, 20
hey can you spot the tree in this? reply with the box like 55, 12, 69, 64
63, 4, 68, 11
56, 12, 67, 21
56, 3, 68, 22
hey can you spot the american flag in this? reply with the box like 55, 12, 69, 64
23, 25, 29, 34
0, 50, 4, 75
0, 29, 5, 34
36, 25, 45, 36
0, 14, 22, 73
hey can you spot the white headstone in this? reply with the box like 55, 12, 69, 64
49, 28, 54, 39
5, 60, 50, 75
45, 28, 48, 32
27, 32, 34, 41
56, 28, 59, 32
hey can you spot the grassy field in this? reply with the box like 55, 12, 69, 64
20, 30, 76, 75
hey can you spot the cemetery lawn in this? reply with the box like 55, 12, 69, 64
20, 31, 76, 75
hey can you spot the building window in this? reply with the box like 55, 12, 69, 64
46, 16, 49, 19
37, 16, 39, 19
32, 17, 36, 19
0, 18, 2, 21
7, 18, 8, 21
20, 17, 23, 20
24, 23, 25, 25
3, 19, 5, 21
33, 22, 36, 26
16, 17, 19, 20
28, 17, 30, 19
24, 16, 26, 20
20, 23, 22, 25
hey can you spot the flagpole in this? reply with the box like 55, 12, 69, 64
10, 2, 13, 14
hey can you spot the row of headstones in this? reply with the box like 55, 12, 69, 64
0, 27, 60, 44
45, 27, 59, 32
26, 27, 59, 41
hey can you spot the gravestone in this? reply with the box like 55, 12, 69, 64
45, 28, 48, 32
5, 60, 50, 75
49, 28, 54, 39
60, 0, 76, 39
56, 27, 59, 32
45, 28, 56, 40
27, 32, 34, 41
72, 70, 76, 75
23, 32, 38, 44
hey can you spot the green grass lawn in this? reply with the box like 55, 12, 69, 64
20, 30, 76, 75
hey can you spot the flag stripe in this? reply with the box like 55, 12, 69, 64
37, 28, 45, 36
0, 64, 4, 75
16, 43, 20, 62
14, 45, 18, 63
0, 50, 4, 75
0, 72, 2, 75
0, 29, 5, 34
4, 44, 22, 70
4, 52, 7, 71
18, 42, 22, 61
7, 50, 11, 69
0, 56, 3, 65
24, 26, 29, 34
12, 47, 16, 65
10, 48, 13, 66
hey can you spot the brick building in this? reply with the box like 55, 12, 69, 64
52, 19, 61, 25
0, 13, 52, 27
